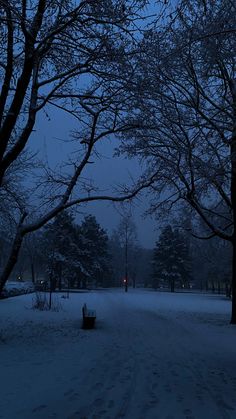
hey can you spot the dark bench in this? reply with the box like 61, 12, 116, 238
82, 303, 96, 329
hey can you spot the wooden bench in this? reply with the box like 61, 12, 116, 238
82, 303, 96, 329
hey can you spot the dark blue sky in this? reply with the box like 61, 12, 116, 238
31, 109, 158, 248
26, 0, 179, 248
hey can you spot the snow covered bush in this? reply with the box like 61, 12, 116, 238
32, 291, 62, 312
2, 281, 35, 298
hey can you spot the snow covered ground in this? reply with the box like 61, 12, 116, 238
1, 289, 236, 419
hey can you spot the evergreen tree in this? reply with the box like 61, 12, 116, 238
78, 215, 112, 287
41, 213, 112, 289
152, 225, 191, 292
42, 211, 83, 290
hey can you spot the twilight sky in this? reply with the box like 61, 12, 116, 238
31, 108, 158, 249
24, 1, 180, 249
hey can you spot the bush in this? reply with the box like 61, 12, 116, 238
32, 291, 49, 310
32, 291, 62, 311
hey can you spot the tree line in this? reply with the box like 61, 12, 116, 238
1, 211, 151, 290
151, 221, 231, 295
1, 208, 231, 296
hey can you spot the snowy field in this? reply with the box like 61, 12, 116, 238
1, 289, 236, 419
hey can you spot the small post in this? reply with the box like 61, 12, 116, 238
125, 222, 128, 292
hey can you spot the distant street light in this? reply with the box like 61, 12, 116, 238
117, 210, 136, 293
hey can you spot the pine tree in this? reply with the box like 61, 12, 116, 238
42, 211, 79, 290
152, 225, 191, 292
41, 213, 112, 290
78, 215, 112, 287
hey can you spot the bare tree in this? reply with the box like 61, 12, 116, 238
115, 213, 138, 291
119, 0, 236, 322
0, 0, 165, 295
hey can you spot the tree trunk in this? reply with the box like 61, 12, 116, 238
58, 267, 62, 291
230, 239, 236, 323
125, 225, 128, 293
226, 282, 231, 298
211, 281, 215, 293
230, 93, 236, 323
0, 213, 27, 296
0, 232, 24, 296
31, 261, 35, 283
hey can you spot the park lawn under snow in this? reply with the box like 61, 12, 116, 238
1, 289, 236, 419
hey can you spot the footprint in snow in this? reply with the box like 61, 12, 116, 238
64, 389, 74, 396
92, 382, 103, 390
108, 400, 115, 409
32, 404, 47, 413
93, 398, 103, 407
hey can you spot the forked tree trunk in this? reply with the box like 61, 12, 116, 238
0, 213, 27, 297
0, 232, 24, 296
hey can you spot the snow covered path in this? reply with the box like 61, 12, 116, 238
1, 289, 236, 419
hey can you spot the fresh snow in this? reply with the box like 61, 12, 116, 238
1, 289, 236, 419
